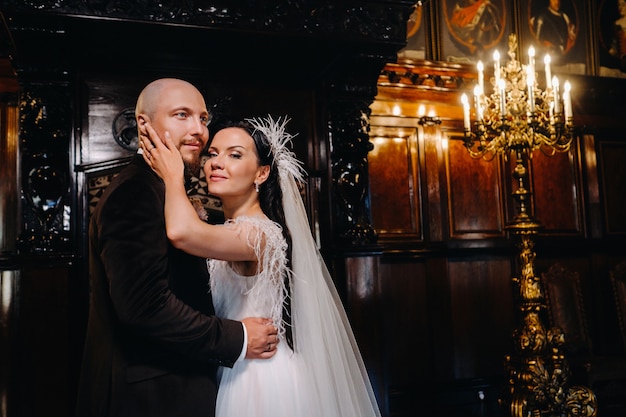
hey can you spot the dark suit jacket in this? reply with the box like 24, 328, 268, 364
75, 156, 244, 417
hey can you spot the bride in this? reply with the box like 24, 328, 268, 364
140, 115, 381, 417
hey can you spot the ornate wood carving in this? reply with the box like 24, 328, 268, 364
3, 1, 411, 43
17, 84, 72, 254
327, 54, 391, 245
329, 97, 378, 246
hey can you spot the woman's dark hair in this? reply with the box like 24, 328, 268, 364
213, 119, 294, 350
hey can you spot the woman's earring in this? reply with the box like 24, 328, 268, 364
254, 182, 260, 193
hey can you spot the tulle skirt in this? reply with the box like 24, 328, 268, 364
215, 341, 319, 417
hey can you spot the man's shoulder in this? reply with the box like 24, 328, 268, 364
93, 159, 162, 215
110, 158, 160, 190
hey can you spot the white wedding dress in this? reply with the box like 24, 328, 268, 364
208, 194, 381, 416
209, 216, 318, 417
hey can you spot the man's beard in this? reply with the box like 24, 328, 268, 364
183, 158, 202, 181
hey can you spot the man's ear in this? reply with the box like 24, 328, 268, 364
137, 114, 151, 127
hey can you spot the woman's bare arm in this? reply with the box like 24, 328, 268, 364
139, 123, 256, 261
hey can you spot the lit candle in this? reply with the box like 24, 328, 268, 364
544, 54, 552, 89
493, 50, 501, 87
527, 66, 535, 112
498, 78, 506, 118
528, 46, 535, 75
474, 84, 483, 122
461, 93, 470, 130
563, 81, 572, 123
477, 60, 484, 93
552, 76, 560, 113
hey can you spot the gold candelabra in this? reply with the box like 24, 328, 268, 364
461, 34, 597, 417
462, 33, 573, 161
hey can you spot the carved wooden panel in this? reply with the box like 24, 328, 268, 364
448, 257, 514, 378
14, 265, 73, 416
369, 132, 421, 237
529, 147, 584, 235
610, 261, 626, 350
541, 263, 591, 354
445, 139, 506, 239
17, 84, 73, 254
341, 255, 385, 411
379, 256, 514, 382
379, 259, 430, 384
80, 77, 142, 166
598, 141, 626, 235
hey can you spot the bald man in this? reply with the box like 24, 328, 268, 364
75, 78, 278, 417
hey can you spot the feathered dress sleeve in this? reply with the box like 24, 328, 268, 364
208, 216, 290, 339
